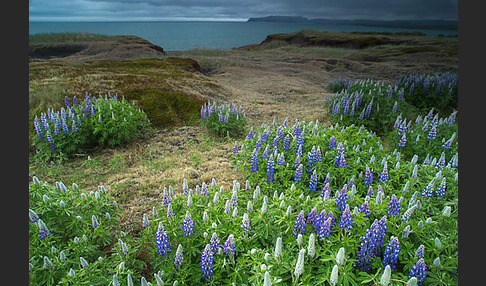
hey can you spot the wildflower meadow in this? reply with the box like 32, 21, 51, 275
29, 72, 458, 285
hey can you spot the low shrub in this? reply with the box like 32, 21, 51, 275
31, 93, 153, 162
200, 99, 248, 138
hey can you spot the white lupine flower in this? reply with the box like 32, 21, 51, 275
299, 194, 304, 200
59, 182, 67, 193
187, 194, 193, 207
59, 250, 66, 262
212, 222, 217, 229
279, 200, 285, 209
273, 190, 278, 200
264, 252, 271, 263
92, 215, 100, 229
232, 207, 238, 218
154, 273, 164, 286
141, 277, 149, 286
380, 265, 391, 286
433, 257, 441, 268
95, 191, 100, 200
291, 184, 296, 192
112, 274, 120, 286
261, 263, 267, 271
59, 200, 65, 208
43, 256, 52, 268
245, 180, 250, 191
294, 249, 305, 279
263, 271, 271, 286
80, 257, 89, 268
307, 234, 315, 258
286, 205, 292, 217
142, 213, 149, 227
274, 237, 282, 261
211, 178, 217, 189
425, 217, 433, 224
247, 200, 253, 213
336, 247, 345, 266
68, 268, 76, 278
127, 274, 134, 286
152, 206, 158, 218
435, 237, 442, 248
251, 249, 257, 255
330, 264, 339, 286
43, 194, 50, 203
417, 220, 424, 228
407, 277, 418, 286
220, 186, 224, 193
32, 176, 40, 185
173, 281, 179, 286
213, 192, 220, 204
203, 211, 209, 222
297, 234, 303, 248
279, 192, 285, 200
442, 206, 451, 217
203, 232, 208, 239
118, 261, 125, 272
261, 200, 267, 214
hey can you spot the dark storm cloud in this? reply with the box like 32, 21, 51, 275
29, 0, 458, 21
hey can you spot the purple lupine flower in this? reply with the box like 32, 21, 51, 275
246, 127, 254, 140
315, 146, 323, 163
374, 216, 388, 256
224, 112, 229, 124
283, 134, 290, 152
320, 182, 331, 199
201, 182, 209, 198
382, 236, 400, 269
233, 141, 239, 154
64, 96, 70, 109
45, 129, 56, 150
315, 209, 326, 234
223, 234, 235, 256
421, 178, 436, 198
364, 165, 373, 187
172, 244, 182, 269
359, 201, 370, 218
167, 203, 174, 219
339, 204, 353, 231
272, 135, 279, 149
262, 128, 269, 143
408, 258, 427, 286
156, 222, 171, 257
328, 135, 336, 150
319, 216, 332, 239
294, 210, 306, 237
29, 209, 40, 223
209, 232, 221, 254
294, 122, 301, 138
306, 208, 318, 229
37, 219, 51, 240
378, 162, 389, 184
392, 101, 398, 113
294, 164, 303, 182
338, 153, 347, 168
436, 152, 446, 170
241, 213, 250, 231
201, 244, 215, 282
387, 194, 401, 217
334, 142, 345, 168
335, 184, 349, 212
293, 154, 301, 169
309, 170, 318, 193
307, 151, 315, 173
427, 123, 437, 141
182, 211, 194, 237
296, 135, 304, 156
218, 112, 223, 122
416, 244, 425, 258
356, 229, 373, 272
277, 152, 285, 166
436, 178, 446, 197
398, 119, 407, 136
366, 186, 374, 198
162, 188, 171, 206
250, 150, 259, 173
34, 116, 45, 142
398, 134, 407, 147
71, 119, 77, 132
267, 154, 275, 183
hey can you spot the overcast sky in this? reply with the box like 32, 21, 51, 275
29, 0, 458, 22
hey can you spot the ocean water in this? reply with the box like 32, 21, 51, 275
29, 21, 458, 51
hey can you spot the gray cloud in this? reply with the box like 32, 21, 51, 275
29, 0, 458, 21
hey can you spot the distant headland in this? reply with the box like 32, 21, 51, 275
247, 16, 458, 30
